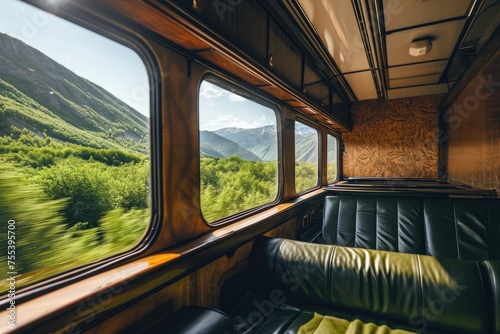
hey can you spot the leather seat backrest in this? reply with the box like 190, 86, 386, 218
323, 196, 500, 260
322, 196, 425, 254
424, 198, 500, 260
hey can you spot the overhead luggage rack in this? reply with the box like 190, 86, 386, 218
325, 177, 497, 197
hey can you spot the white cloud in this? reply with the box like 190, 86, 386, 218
202, 115, 261, 130
200, 81, 246, 102
200, 82, 224, 98
228, 92, 246, 103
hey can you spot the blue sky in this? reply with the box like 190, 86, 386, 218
199, 81, 276, 131
0, 0, 150, 117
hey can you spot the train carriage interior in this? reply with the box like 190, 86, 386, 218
0, 0, 499, 333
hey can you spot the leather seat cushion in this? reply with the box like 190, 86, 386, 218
250, 237, 488, 334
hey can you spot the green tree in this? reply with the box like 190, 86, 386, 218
99, 208, 149, 254
40, 157, 114, 228
200, 157, 277, 222
295, 161, 318, 192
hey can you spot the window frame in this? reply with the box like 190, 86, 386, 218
326, 132, 341, 184
0, 0, 162, 301
294, 117, 321, 194
197, 74, 283, 226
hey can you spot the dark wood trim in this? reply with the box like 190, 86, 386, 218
438, 25, 500, 178
438, 0, 487, 84
440, 25, 500, 110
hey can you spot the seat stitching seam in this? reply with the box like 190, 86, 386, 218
273, 239, 285, 282
375, 198, 379, 250
416, 254, 423, 326
335, 198, 340, 245
453, 201, 461, 259
327, 245, 337, 304
474, 260, 488, 331
397, 199, 400, 252
486, 202, 493, 259
355, 198, 359, 248
421, 199, 426, 255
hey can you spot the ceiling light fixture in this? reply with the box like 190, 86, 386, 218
409, 39, 432, 57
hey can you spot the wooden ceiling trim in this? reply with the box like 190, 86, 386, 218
101, 0, 351, 132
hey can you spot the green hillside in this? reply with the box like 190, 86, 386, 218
295, 133, 318, 163
0, 33, 148, 154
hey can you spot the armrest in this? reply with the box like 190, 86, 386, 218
150, 306, 233, 334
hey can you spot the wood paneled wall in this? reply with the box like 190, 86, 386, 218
446, 49, 500, 191
342, 95, 442, 177
87, 218, 299, 333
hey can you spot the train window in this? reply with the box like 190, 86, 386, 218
0, 0, 150, 293
327, 134, 339, 183
295, 120, 319, 193
199, 80, 278, 223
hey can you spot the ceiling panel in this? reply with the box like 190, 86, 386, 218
383, 0, 473, 32
344, 71, 378, 100
389, 60, 448, 88
388, 84, 449, 100
298, 0, 370, 73
290, 0, 487, 101
389, 74, 441, 89
386, 19, 466, 66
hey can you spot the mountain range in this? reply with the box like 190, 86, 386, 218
201, 124, 320, 163
0, 33, 148, 154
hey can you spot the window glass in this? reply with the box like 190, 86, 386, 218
327, 134, 338, 183
295, 121, 318, 192
199, 80, 278, 223
0, 0, 150, 293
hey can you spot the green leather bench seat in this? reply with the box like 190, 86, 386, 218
233, 237, 499, 334
322, 196, 500, 260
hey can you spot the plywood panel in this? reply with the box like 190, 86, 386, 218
447, 49, 500, 191
343, 95, 442, 177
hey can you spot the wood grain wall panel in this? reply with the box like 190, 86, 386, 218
343, 95, 442, 177
86, 219, 298, 333
447, 49, 500, 191
264, 217, 297, 239
84, 276, 192, 334
197, 241, 254, 308
89, 243, 252, 333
